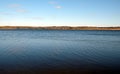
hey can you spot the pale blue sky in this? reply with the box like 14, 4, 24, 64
0, 0, 120, 26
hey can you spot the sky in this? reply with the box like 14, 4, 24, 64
0, 0, 120, 26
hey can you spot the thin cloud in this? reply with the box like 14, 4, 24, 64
55, 5, 62, 9
49, 1, 62, 9
49, 1, 58, 4
0, 12, 12, 15
8, 4, 21, 8
16, 9, 27, 13
31, 17, 44, 20
8, 4, 28, 13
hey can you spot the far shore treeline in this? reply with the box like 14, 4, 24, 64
0, 26, 120, 30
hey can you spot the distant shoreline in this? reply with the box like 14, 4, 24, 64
0, 26, 120, 30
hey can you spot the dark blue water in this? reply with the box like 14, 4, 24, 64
0, 30, 120, 73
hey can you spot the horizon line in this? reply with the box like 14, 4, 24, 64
0, 25, 120, 27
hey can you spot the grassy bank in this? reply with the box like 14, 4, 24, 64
0, 26, 120, 30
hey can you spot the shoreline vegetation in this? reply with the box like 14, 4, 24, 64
0, 26, 120, 30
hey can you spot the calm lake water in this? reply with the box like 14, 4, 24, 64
0, 30, 120, 73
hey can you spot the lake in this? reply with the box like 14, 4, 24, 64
0, 30, 120, 74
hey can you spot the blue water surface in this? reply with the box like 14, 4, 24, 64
0, 30, 120, 72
